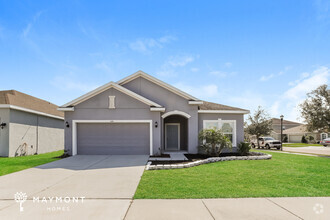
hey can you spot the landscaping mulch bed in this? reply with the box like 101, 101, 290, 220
149, 152, 262, 165
150, 154, 170, 158
150, 152, 258, 165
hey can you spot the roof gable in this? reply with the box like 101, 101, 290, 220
61, 82, 162, 108
117, 70, 198, 100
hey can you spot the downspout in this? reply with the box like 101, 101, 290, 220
35, 115, 39, 155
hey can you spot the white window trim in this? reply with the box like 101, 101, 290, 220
165, 123, 180, 150
203, 119, 237, 147
72, 120, 153, 156
321, 133, 328, 140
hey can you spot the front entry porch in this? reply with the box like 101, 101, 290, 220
163, 114, 188, 152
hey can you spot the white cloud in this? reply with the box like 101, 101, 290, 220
210, 71, 227, 78
77, 23, 101, 41
284, 66, 329, 100
260, 66, 292, 81
95, 61, 112, 73
158, 35, 177, 43
288, 72, 310, 86
156, 54, 198, 77
51, 75, 98, 93
22, 11, 43, 38
224, 62, 232, 68
274, 66, 329, 121
191, 67, 199, 72
129, 35, 176, 54
173, 83, 219, 99
168, 55, 195, 67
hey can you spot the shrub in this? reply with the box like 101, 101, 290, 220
198, 129, 232, 156
283, 135, 288, 143
238, 142, 251, 156
301, 135, 308, 143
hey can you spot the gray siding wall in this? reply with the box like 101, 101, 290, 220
122, 77, 199, 153
8, 109, 64, 157
65, 87, 162, 155
0, 109, 10, 156
198, 113, 245, 151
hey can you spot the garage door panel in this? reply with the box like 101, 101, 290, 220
77, 123, 149, 155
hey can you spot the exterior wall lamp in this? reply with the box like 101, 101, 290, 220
65, 121, 70, 128
155, 121, 158, 128
0, 122, 6, 129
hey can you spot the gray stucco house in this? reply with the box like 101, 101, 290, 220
59, 71, 249, 156
0, 90, 64, 157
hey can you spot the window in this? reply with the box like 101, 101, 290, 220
203, 119, 237, 146
109, 96, 115, 109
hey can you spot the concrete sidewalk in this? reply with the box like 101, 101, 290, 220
0, 197, 329, 219
283, 146, 330, 156
126, 197, 330, 220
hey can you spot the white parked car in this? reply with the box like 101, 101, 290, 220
251, 137, 282, 150
320, 138, 330, 147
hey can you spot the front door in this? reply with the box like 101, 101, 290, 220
165, 123, 180, 150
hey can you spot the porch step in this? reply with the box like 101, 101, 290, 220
149, 153, 188, 161
170, 153, 188, 161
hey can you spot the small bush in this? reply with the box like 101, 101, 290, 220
283, 135, 288, 143
301, 135, 308, 143
198, 129, 232, 156
307, 135, 315, 143
238, 142, 251, 156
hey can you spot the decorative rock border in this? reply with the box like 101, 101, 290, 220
145, 152, 272, 170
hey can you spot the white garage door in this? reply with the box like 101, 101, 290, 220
289, 135, 302, 143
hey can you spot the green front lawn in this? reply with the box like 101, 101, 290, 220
283, 143, 323, 147
135, 151, 330, 199
0, 150, 64, 176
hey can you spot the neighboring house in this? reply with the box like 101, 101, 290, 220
270, 118, 302, 141
0, 90, 64, 157
283, 124, 329, 143
59, 71, 250, 156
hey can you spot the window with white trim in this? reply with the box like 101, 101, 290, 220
109, 96, 115, 109
203, 119, 237, 146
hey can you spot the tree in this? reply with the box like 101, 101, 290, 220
198, 129, 232, 156
300, 84, 330, 133
245, 106, 273, 148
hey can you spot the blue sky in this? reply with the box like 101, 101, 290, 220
0, 0, 329, 122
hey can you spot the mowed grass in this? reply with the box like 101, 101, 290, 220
0, 150, 64, 176
283, 143, 323, 147
135, 151, 330, 199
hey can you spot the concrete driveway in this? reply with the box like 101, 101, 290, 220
0, 155, 148, 219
